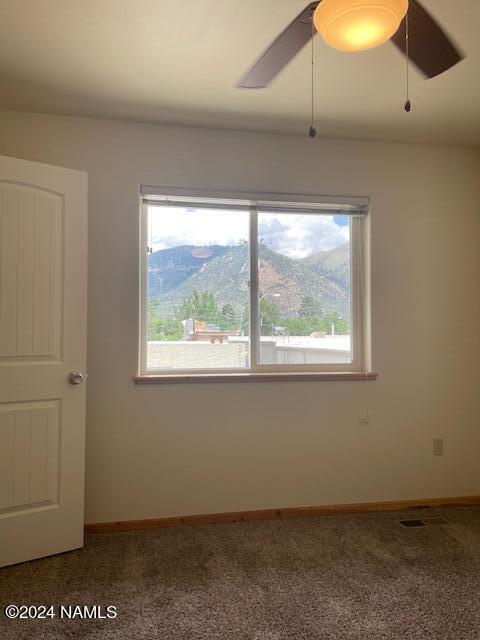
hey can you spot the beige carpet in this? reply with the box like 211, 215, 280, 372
2, 506, 480, 639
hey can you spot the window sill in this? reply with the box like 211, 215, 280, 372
134, 372, 378, 385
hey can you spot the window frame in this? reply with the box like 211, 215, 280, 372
138, 188, 371, 380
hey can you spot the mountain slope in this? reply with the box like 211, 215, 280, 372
302, 243, 350, 290
148, 243, 351, 318
257, 244, 348, 316
156, 243, 250, 313
147, 245, 229, 297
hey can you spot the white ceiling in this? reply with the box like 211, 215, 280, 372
0, 0, 479, 146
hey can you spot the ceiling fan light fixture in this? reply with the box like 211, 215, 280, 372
314, 0, 409, 52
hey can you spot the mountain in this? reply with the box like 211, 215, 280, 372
147, 245, 229, 298
257, 243, 348, 317
302, 243, 350, 291
170, 243, 250, 308
148, 243, 350, 318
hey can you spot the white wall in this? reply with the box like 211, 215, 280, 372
0, 110, 479, 524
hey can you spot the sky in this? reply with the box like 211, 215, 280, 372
148, 206, 350, 259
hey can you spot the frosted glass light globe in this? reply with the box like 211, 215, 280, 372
314, 0, 409, 52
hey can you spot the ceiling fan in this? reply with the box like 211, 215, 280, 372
237, 0, 464, 89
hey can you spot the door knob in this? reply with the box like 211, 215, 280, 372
68, 371, 85, 385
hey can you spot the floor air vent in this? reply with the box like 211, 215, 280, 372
400, 517, 450, 528
400, 519, 426, 527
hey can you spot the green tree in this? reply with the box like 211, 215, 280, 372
176, 290, 221, 325
221, 303, 236, 329
283, 317, 315, 336
299, 295, 322, 318
147, 298, 161, 332
260, 298, 280, 336
241, 302, 250, 335
176, 289, 200, 322
323, 312, 349, 335
148, 316, 184, 341
282, 313, 349, 337
147, 299, 184, 341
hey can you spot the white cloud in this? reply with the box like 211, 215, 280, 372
259, 213, 350, 258
149, 207, 248, 251
149, 206, 349, 258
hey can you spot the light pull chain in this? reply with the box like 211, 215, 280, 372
404, 11, 411, 112
309, 16, 317, 137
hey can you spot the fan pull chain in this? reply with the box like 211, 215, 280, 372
404, 11, 411, 112
309, 16, 317, 138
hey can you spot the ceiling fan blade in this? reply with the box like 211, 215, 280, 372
390, 0, 464, 79
237, 2, 319, 89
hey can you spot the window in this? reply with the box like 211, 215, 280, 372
139, 189, 369, 378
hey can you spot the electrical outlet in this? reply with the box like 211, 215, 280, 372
358, 408, 372, 426
433, 438, 444, 456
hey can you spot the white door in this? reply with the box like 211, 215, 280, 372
0, 155, 87, 567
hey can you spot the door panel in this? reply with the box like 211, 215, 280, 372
0, 155, 87, 567
0, 185, 62, 359
0, 402, 60, 512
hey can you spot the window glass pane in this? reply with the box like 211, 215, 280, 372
147, 206, 250, 370
257, 212, 352, 365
